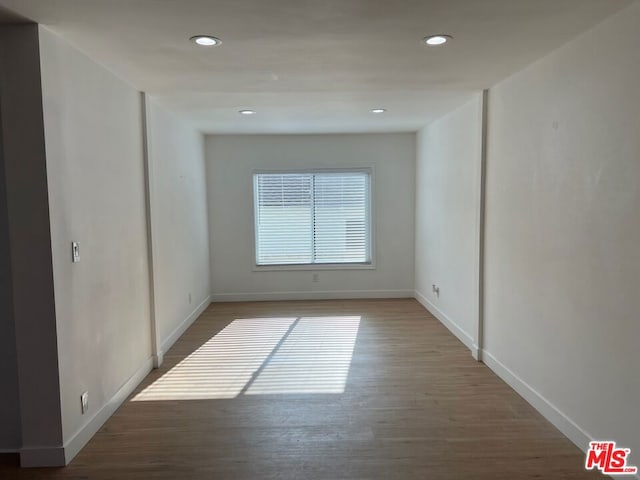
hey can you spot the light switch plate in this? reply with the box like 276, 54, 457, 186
72, 242, 80, 263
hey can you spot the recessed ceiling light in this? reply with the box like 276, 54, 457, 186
370, 108, 386, 114
238, 110, 256, 115
424, 35, 452, 46
190, 35, 221, 47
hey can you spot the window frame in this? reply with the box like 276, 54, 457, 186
251, 167, 376, 271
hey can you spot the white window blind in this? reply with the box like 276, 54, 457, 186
254, 171, 371, 266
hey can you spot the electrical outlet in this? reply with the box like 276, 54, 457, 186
432, 284, 440, 297
312, 273, 319, 283
80, 391, 89, 414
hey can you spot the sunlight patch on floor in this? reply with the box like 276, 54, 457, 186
132, 318, 296, 401
131, 316, 361, 401
245, 316, 361, 395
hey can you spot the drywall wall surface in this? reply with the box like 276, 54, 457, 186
145, 97, 210, 349
0, 24, 63, 456
484, 1, 640, 462
0, 99, 20, 451
415, 96, 482, 349
206, 133, 415, 299
39, 27, 151, 445
0, 31, 21, 450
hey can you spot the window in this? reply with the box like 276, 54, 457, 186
253, 170, 371, 267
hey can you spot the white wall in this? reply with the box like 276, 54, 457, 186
0, 24, 25, 454
484, 1, 640, 466
414, 96, 483, 353
39, 27, 152, 455
145, 97, 211, 356
0, 24, 63, 458
206, 134, 415, 300
0, 140, 19, 449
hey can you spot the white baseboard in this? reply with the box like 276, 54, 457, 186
414, 290, 477, 357
159, 295, 211, 358
482, 351, 640, 480
415, 291, 638, 479
481, 349, 593, 451
210, 290, 413, 302
479, 351, 640, 479
18, 298, 212, 468
61, 356, 154, 465
152, 351, 164, 369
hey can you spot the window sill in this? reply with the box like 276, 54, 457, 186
252, 263, 375, 272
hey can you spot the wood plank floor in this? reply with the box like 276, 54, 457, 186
1, 299, 603, 479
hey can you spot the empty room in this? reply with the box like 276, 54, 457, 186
0, 1, 638, 479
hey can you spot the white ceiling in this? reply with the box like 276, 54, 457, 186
0, 0, 631, 133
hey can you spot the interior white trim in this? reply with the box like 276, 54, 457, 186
479, 352, 640, 478
416, 284, 635, 476
211, 290, 413, 302
159, 295, 211, 357
251, 167, 376, 271
414, 290, 478, 357
140, 92, 162, 371
151, 351, 164, 369
24, 296, 211, 467
61, 357, 154, 465
481, 349, 593, 452
252, 263, 376, 272
474, 89, 489, 361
